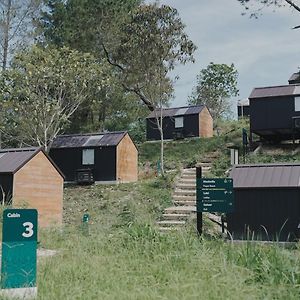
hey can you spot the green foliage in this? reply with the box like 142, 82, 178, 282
39, 0, 151, 134
108, 3, 197, 109
41, 0, 141, 53
1, 45, 105, 149
189, 62, 239, 119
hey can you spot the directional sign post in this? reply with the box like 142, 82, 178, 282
197, 178, 234, 213
1, 209, 38, 299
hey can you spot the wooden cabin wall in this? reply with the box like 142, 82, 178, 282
13, 151, 63, 227
199, 107, 213, 137
116, 134, 138, 182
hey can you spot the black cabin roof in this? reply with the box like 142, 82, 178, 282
249, 84, 300, 99
51, 131, 128, 149
146, 105, 205, 119
0, 147, 64, 177
230, 163, 300, 188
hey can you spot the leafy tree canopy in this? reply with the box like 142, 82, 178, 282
189, 63, 239, 120
1, 45, 106, 150
105, 3, 197, 111
40, 0, 142, 54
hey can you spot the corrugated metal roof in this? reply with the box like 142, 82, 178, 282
249, 84, 300, 99
51, 131, 127, 149
229, 163, 300, 188
146, 105, 205, 119
0, 147, 40, 174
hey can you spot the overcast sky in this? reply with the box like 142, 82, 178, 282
149, 0, 300, 116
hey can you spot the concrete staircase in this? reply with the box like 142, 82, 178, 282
157, 162, 212, 232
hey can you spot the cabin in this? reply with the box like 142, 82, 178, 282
237, 99, 250, 118
227, 163, 300, 241
146, 105, 213, 141
49, 131, 138, 184
0, 147, 64, 227
249, 84, 300, 142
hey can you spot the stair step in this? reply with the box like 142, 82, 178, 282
176, 183, 196, 189
196, 162, 212, 167
157, 220, 186, 226
162, 213, 190, 220
174, 200, 196, 206
174, 190, 196, 196
165, 206, 196, 214
158, 227, 181, 232
181, 175, 196, 180
173, 195, 196, 201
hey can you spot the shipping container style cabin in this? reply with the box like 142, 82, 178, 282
0, 147, 64, 227
227, 163, 300, 241
237, 99, 250, 118
146, 105, 213, 141
50, 131, 138, 184
249, 84, 300, 142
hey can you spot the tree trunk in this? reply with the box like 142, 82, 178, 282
160, 129, 164, 176
157, 106, 165, 176
2, 0, 12, 71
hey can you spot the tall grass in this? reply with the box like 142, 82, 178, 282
36, 224, 300, 300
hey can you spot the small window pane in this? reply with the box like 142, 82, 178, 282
82, 149, 94, 165
175, 117, 184, 128
295, 96, 300, 111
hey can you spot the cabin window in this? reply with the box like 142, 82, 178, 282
175, 116, 184, 128
295, 96, 300, 111
82, 149, 94, 165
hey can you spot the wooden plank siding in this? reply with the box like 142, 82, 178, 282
199, 107, 213, 137
13, 151, 63, 227
116, 133, 138, 182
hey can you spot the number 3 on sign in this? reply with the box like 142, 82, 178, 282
22, 222, 34, 238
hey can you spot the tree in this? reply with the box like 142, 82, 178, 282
40, 0, 141, 53
0, 0, 42, 70
189, 63, 239, 120
237, 0, 300, 20
1, 45, 105, 151
39, 0, 144, 133
103, 3, 196, 175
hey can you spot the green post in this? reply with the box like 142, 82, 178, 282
82, 213, 90, 236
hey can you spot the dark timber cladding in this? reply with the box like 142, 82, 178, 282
227, 163, 300, 241
49, 131, 138, 183
249, 84, 300, 141
146, 105, 213, 140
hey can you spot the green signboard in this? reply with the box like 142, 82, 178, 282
197, 178, 234, 213
1, 209, 38, 289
